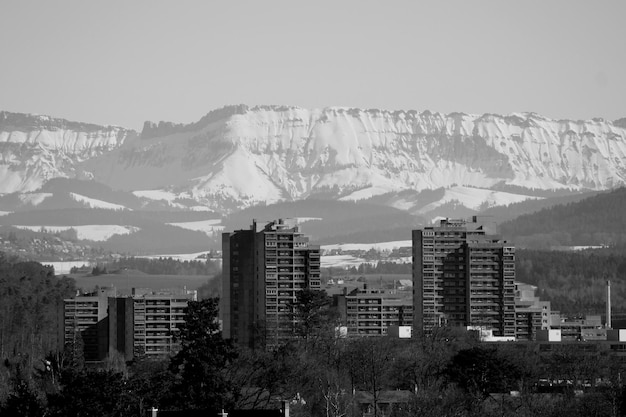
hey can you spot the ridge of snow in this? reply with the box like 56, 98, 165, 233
2, 107, 626, 213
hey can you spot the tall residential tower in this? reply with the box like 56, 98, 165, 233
412, 217, 516, 337
221, 219, 321, 349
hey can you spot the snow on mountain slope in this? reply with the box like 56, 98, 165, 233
2, 106, 626, 213
0, 111, 135, 193
18, 193, 54, 206
166, 219, 224, 236
415, 186, 541, 214
94, 105, 623, 211
69, 193, 129, 210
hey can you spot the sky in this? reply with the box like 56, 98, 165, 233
0, 1, 625, 130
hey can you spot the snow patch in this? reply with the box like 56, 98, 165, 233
416, 186, 541, 214
322, 240, 412, 252
321, 255, 369, 268
137, 252, 217, 262
69, 193, 128, 210
13, 225, 139, 241
43, 261, 94, 275
18, 193, 53, 206
133, 189, 179, 202
166, 219, 224, 236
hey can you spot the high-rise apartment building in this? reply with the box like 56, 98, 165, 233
412, 217, 516, 337
221, 219, 321, 349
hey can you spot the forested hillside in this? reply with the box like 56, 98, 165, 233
500, 187, 626, 248
480, 190, 599, 224
517, 248, 626, 314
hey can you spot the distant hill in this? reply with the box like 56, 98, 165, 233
481, 190, 601, 224
500, 188, 626, 248
0, 208, 221, 255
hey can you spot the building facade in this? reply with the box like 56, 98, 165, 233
62, 288, 114, 362
334, 286, 413, 337
412, 217, 516, 337
221, 219, 321, 349
514, 282, 551, 341
62, 288, 195, 363
132, 289, 194, 358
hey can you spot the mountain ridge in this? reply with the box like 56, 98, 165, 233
2, 105, 626, 215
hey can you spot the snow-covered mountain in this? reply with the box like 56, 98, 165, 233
0, 111, 136, 193
2, 106, 626, 214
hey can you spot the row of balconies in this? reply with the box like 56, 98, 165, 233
146, 300, 171, 306
145, 316, 180, 322
66, 302, 99, 308
357, 307, 382, 312
145, 331, 170, 337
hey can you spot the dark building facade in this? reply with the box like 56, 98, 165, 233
221, 219, 321, 349
412, 217, 516, 337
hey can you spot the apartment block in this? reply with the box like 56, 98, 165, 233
412, 217, 516, 337
62, 288, 114, 362
132, 289, 195, 358
62, 288, 195, 363
335, 286, 413, 337
221, 219, 321, 349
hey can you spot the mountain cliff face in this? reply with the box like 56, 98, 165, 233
2, 106, 626, 212
0, 111, 136, 193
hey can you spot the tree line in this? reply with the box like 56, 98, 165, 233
80, 256, 221, 276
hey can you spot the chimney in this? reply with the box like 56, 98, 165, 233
607, 280, 612, 329
282, 400, 290, 417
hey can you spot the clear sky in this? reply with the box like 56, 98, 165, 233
1, 1, 625, 130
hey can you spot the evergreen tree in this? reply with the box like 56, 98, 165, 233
169, 298, 238, 411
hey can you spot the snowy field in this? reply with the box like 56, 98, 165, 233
321, 254, 370, 268
322, 240, 412, 252
166, 219, 224, 236
42, 260, 94, 275
70, 192, 128, 210
133, 189, 178, 202
13, 225, 139, 241
416, 185, 541, 214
